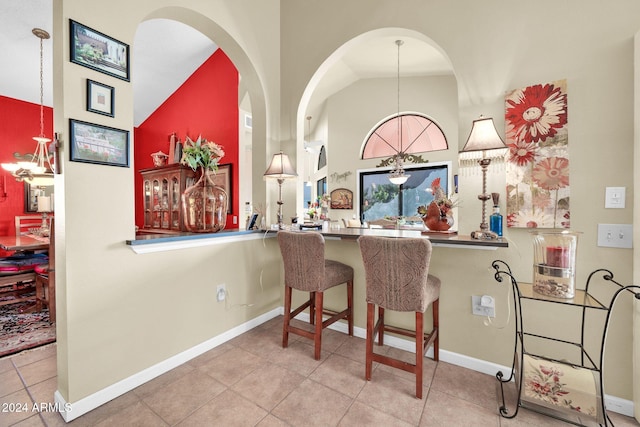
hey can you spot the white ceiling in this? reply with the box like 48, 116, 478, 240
0, 1, 453, 128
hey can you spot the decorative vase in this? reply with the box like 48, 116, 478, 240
181, 168, 228, 233
423, 201, 453, 231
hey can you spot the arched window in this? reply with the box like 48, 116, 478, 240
362, 113, 447, 159
317, 146, 327, 169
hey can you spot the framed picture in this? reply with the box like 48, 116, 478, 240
70, 19, 130, 81
24, 182, 54, 213
86, 79, 114, 117
330, 188, 353, 209
69, 119, 129, 167
210, 163, 232, 214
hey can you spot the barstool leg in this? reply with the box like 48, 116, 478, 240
314, 291, 324, 360
282, 286, 292, 348
433, 299, 439, 362
365, 303, 375, 380
377, 306, 385, 345
416, 311, 424, 399
347, 280, 354, 336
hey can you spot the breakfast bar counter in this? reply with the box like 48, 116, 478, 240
125, 226, 507, 253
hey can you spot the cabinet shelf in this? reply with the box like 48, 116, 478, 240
140, 164, 197, 233
491, 260, 640, 427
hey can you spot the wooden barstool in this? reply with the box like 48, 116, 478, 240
277, 230, 354, 360
357, 235, 440, 399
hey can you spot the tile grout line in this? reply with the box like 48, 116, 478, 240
10, 358, 47, 426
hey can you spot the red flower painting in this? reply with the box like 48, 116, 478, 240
506, 83, 568, 143
505, 79, 570, 229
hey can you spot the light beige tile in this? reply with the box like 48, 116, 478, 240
142, 369, 225, 425
255, 413, 290, 427
94, 400, 167, 427
356, 369, 428, 425
186, 342, 235, 369
16, 357, 57, 387
308, 353, 367, 398
334, 335, 389, 365
0, 389, 36, 426
339, 400, 414, 427
0, 368, 24, 398
0, 357, 15, 374
197, 346, 268, 387
231, 362, 305, 411
266, 340, 325, 376
11, 344, 56, 368
419, 389, 499, 426
229, 327, 285, 358
25, 377, 57, 409
430, 361, 497, 411
64, 391, 141, 427
177, 389, 267, 426
271, 378, 351, 426
133, 363, 195, 398
11, 413, 46, 426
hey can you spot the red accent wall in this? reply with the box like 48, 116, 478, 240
0, 95, 53, 245
134, 49, 239, 229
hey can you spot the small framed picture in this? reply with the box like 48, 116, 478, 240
330, 188, 353, 209
86, 79, 114, 117
69, 119, 129, 168
70, 19, 130, 81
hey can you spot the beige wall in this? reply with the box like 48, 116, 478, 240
55, 0, 639, 412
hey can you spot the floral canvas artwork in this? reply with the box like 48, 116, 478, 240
521, 354, 602, 424
505, 79, 570, 228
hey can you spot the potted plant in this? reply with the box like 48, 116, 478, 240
180, 135, 228, 233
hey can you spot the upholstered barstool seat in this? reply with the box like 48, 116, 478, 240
278, 230, 354, 360
358, 235, 440, 399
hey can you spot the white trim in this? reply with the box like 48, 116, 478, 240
54, 306, 634, 422
128, 231, 271, 254
55, 307, 281, 422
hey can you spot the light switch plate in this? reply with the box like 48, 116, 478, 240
597, 224, 632, 248
605, 187, 625, 208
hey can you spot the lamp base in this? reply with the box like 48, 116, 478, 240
470, 229, 500, 240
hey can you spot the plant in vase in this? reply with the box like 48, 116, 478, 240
417, 178, 456, 231
180, 135, 228, 233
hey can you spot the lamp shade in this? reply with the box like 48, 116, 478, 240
461, 116, 506, 153
263, 151, 297, 179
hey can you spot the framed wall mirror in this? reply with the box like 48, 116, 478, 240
24, 183, 54, 213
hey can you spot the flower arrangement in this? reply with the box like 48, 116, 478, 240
180, 135, 225, 172
417, 178, 456, 218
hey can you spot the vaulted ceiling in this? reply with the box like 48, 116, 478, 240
0, 1, 453, 128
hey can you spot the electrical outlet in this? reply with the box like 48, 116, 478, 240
216, 284, 226, 302
472, 295, 495, 318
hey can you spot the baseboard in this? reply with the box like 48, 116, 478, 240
55, 307, 282, 422
54, 306, 635, 421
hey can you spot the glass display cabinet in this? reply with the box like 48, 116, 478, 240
140, 164, 197, 233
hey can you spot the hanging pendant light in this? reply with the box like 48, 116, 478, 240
388, 40, 410, 186
1, 28, 54, 185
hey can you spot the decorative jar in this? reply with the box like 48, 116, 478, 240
181, 169, 227, 233
532, 230, 580, 298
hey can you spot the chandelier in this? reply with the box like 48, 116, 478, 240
388, 40, 410, 185
1, 28, 54, 186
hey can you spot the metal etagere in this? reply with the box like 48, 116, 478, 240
491, 259, 640, 427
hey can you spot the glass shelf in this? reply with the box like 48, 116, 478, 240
517, 282, 607, 309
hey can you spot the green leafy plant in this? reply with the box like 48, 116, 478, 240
180, 135, 225, 172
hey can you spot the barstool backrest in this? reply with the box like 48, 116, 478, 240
358, 236, 436, 312
277, 231, 326, 292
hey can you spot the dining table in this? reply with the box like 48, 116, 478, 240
0, 234, 50, 252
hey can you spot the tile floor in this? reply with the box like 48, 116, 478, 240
1, 316, 639, 426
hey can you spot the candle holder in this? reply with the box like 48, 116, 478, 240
532, 230, 580, 298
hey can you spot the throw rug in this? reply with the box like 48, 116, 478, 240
0, 297, 56, 358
